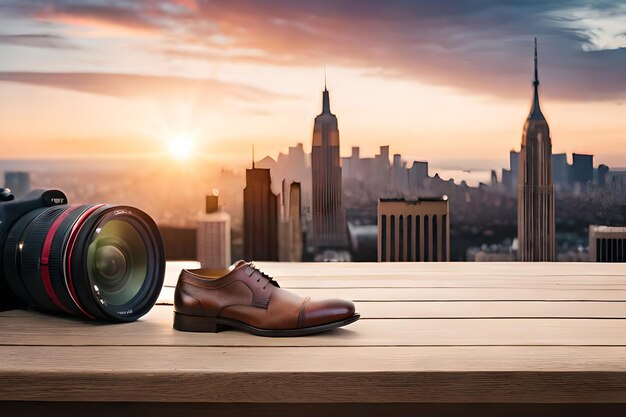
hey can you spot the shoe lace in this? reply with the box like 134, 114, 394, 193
249, 263, 277, 290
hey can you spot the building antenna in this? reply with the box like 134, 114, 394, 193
324, 65, 327, 91
533, 37, 539, 86
252, 143, 255, 169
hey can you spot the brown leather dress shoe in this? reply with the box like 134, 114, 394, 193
173, 261, 359, 336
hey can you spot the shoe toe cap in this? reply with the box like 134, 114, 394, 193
301, 298, 356, 328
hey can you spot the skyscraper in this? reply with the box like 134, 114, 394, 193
243, 158, 278, 261
378, 197, 450, 262
552, 153, 569, 190
4, 172, 30, 198
572, 153, 594, 186
278, 180, 303, 261
196, 194, 231, 269
501, 151, 519, 193
408, 161, 428, 196
589, 225, 626, 262
310, 86, 348, 248
518, 39, 556, 261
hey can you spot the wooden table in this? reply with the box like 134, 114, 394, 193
2, 262, 626, 416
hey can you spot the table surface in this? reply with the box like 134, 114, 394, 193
2, 261, 626, 409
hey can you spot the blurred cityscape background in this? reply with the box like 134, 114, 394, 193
1, 1, 625, 264
3, 79, 624, 263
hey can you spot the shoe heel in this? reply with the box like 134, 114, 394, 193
173, 312, 230, 333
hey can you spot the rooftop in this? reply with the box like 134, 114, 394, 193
379, 196, 448, 203
590, 225, 626, 233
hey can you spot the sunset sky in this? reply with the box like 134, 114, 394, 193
0, 0, 625, 170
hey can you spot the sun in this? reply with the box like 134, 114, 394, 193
167, 135, 194, 160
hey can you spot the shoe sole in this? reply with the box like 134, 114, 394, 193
173, 312, 360, 337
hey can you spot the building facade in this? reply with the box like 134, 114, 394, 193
196, 194, 231, 268
501, 151, 519, 193
408, 161, 428, 196
517, 39, 556, 261
243, 164, 278, 261
4, 172, 30, 198
552, 153, 569, 190
608, 170, 626, 203
378, 197, 450, 262
310, 86, 348, 249
278, 180, 303, 261
572, 153, 594, 187
589, 225, 626, 262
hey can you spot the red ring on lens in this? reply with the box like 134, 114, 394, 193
40, 205, 81, 314
64, 204, 105, 319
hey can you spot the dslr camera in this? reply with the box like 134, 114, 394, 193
0, 188, 165, 322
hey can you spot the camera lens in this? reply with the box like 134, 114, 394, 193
87, 218, 148, 306
2, 204, 165, 322
94, 245, 128, 286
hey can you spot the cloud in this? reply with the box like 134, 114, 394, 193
0, 71, 293, 105
1, 1, 160, 36
1, 0, 625, 100
0, 33, 78, 49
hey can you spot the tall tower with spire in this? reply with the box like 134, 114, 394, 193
310, 83, 348, 249
243, 145, 278, 260
518, 38, 556, 261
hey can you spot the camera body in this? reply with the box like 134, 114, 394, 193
0, 188, 69, 311
0, 187, 165, 321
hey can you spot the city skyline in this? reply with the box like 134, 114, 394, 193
0, 1, 625, 168
3, 75, 623, 264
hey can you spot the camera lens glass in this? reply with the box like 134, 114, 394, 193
2, 204, 165, 322
87, 219, 147, 306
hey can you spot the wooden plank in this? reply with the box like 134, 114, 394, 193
262, 277, 626, 288
164, 276, 626, 289
0, 310, 31, 317
3, 346, 626, 373
5, 403, 626, 417
7, 301, 626, 319
2, 371, 626, 404
348, 301, 626, 319
1, 346, 626, 403
326, 287, 624, 300
2, 306, 626, 347
163, 262, 192, 287
156, 286, 626, 305
254, 262, 626, 276
284, 287, 626, 301
162, 262, 626, 287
